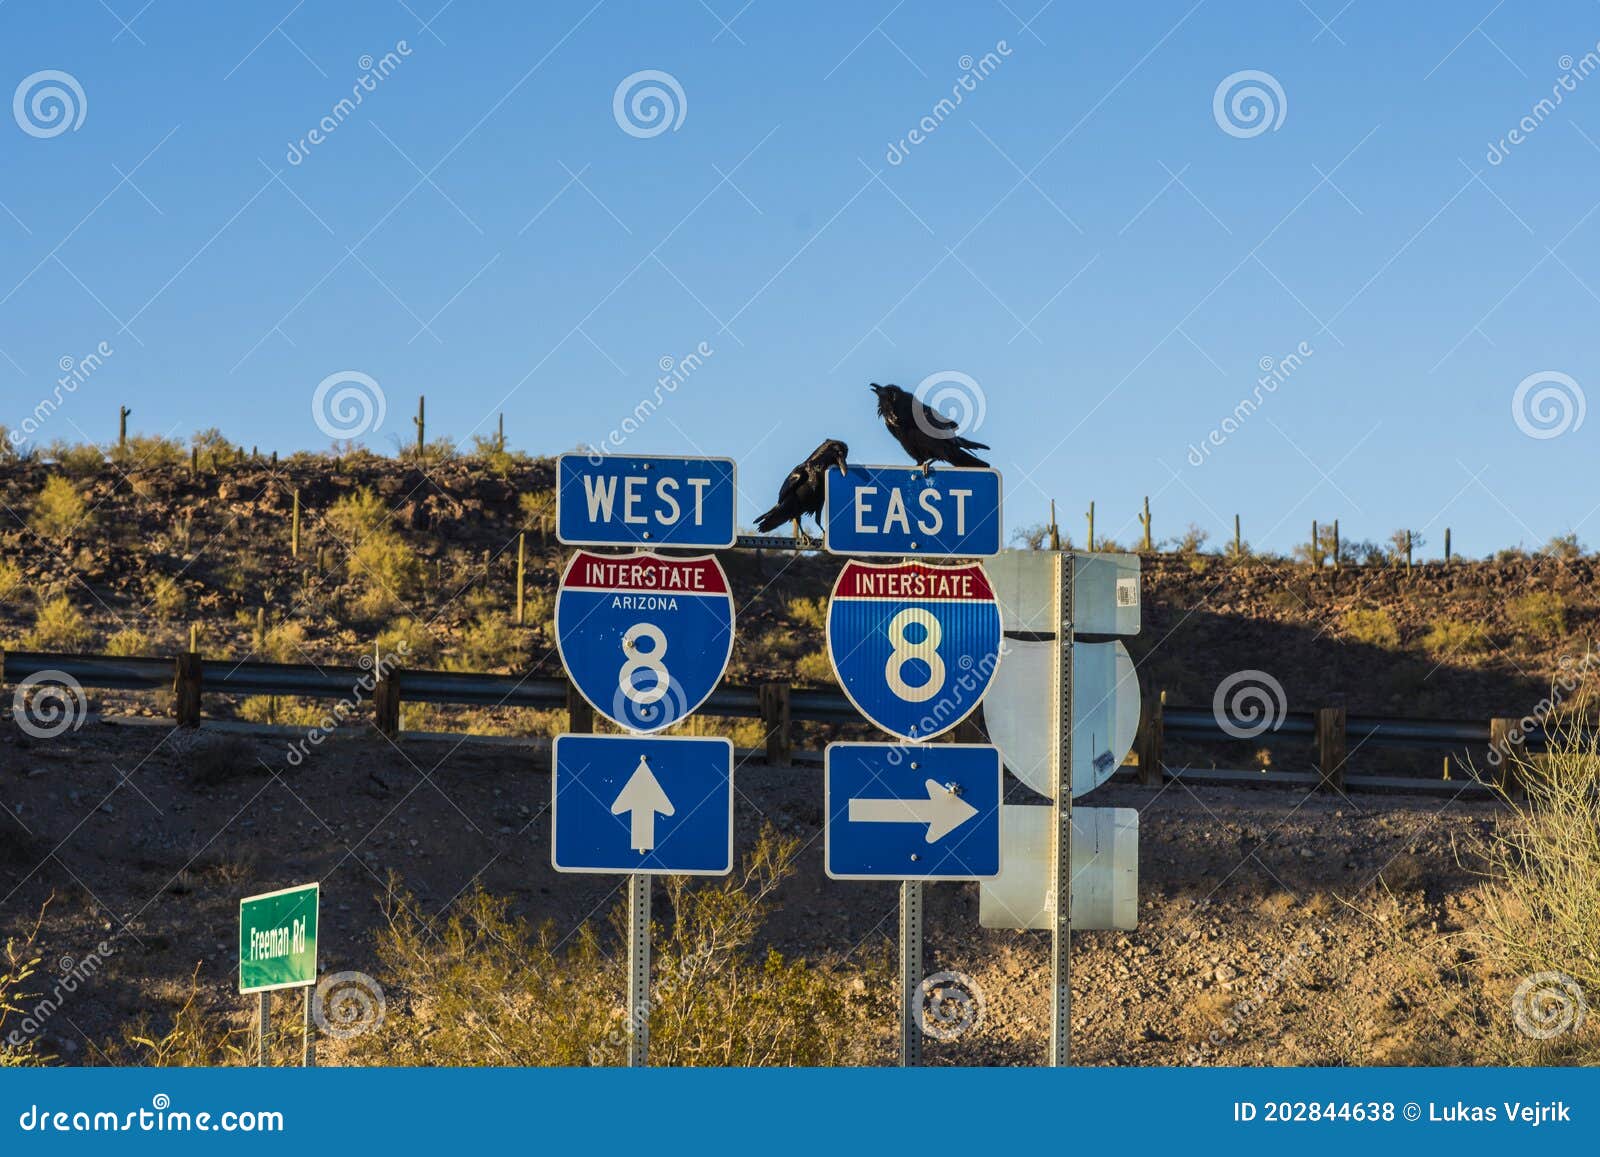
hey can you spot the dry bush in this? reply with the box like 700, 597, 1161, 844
1, 906, 50, 1067
31, 476, 89, 538
795, 650, 835, 685
103, 628, 154, 657
1422, 618, 1491, 659
0, 559, 23, 604
1342, 608, 1399, 649
377, 617, 439, 665
338, 830, 892, 1067
1507, 592, 1567, 640
787, 596, 829, 632
24, 596, 91, 650
446, 612, 524, 672
328, 490, 422, 617
103, 968, 251, 1066
148, 576, 186, 620
1476, 722, 1600, 1062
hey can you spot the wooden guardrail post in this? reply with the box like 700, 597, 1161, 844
1489, 716, 1519, 791
566, 681, 594, 734
174, 652, 203, 727
1135, 686, 1165, 786
1316, 705, 1346, 791
758, 682, 791, 767
374, 669, 401, 737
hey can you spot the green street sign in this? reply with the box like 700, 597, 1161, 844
239, 883, 319, 994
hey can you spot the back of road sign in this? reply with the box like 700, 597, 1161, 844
825, 464, 1002, 557
978, 805, 1138, 931
557, 453, 737, 548
551, 734, 733, 875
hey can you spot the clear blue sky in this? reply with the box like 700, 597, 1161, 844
2, 1, 1596, 555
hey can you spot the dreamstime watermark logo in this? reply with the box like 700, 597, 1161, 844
13, 70, 87, 138
1486, 650, 1600, 768
286, 42, 412, 165
912, 371, 986, 443
613, 70, 686, 138
914, 970, 984, 1041
9, 340, 114, 450
1212, 70, 1286, 138
11, 671, 88, 739
5, 936, 121, 1048
312, 971, 386, 1039
311, 370, 387, 441
1187, 342, 1313, 467
1212, 669, 1287, 739
1487, 45, 1600, 165
1511, 370, 1585, 440
582, 341, 714, 461
885, 41, 1012, 165
1512, 971, 1588, 1040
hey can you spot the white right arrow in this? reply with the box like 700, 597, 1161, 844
848, 779, 978, 843
611, 755, 675, 852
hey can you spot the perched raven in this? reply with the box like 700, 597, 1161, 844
754, 439, 849, 542
869, 382, 989, 470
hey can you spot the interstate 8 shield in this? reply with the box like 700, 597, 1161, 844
825, 559, 1002, 742
555, 550, 735, 733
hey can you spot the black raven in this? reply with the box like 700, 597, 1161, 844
869, 382, 989, 470
754, 439, 849, 542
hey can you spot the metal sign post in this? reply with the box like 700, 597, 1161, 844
303, 987, 315, 1067
257, 992, 269, 1066
1050, 551, 1074, 1067
626, 872, 650, 1067
899, 880, 923, 1067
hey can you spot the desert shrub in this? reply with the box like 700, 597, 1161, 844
185, 735, 261, 787
377, 617, 438, 665
109, 434, 186, 471
148, 576, 186, 620
1, 909, 50, 1067
104, 969, 250, 1066
446, 612, 524, 672
31, 476, 89, 538
1387, 529, 1424, 563
25, 596, 90, 650
0, 559, 22, 604
104, 628, 154, 657
787, 596, 828, 632
190, 428, 238, 471
1009, 523, 1055, 551
519, 488, 556, 530
339, 830, 891, 1067
236, 696, 326, 728
469, 435, 528, 477
327, 490, 422, 616
1341, 608, 1400, 649
47, 441, 106, 475
1477, 724, 1600, 1062
397, 437, 457, 465
1508, 592, 1568, 640
795, 650, 835, 685
1421, 618, 1490, 658
325, 488, 390, 541
1167, 523, 1209, 554
1542, 534, 1585, 561
257, 621, 309, 664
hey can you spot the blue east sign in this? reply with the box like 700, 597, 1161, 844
825, 463, 1002, 557
557, 453, 737, 549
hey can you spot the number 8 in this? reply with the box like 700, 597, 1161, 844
885, 608, 945, 702
620, 622, 670, 705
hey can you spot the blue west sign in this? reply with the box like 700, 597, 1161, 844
555, 551, 734, 733
826, 559, 1003, 741
825, 743, 1002, 880
551, 734, 733, 875
557, 453, 737, 549
825, 464, 1002, 557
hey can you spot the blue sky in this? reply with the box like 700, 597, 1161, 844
1, 0, 1597, 555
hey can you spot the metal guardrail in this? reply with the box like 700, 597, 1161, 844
1, 650, 1548, 778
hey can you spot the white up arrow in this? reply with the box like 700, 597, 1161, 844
848, 779, 978, 843
611, 754, 675, 853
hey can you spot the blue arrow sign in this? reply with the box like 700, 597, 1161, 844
552, 734, 733, 875
825, 463, 1002, 557
825, 743, 1002, 880
826, 559, 1003, 741
557, 453, 737, 549
556, 551, 735, 733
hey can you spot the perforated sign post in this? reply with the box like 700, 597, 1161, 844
825, 555, 1005, 1065
238, 882, 319, 1067
556, 453, 736, 548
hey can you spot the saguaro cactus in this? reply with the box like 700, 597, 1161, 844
1138, 495, 1152, 552
1086, 501, 1096, 552
118, 405, 131, 448
414, 395, 426, 456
